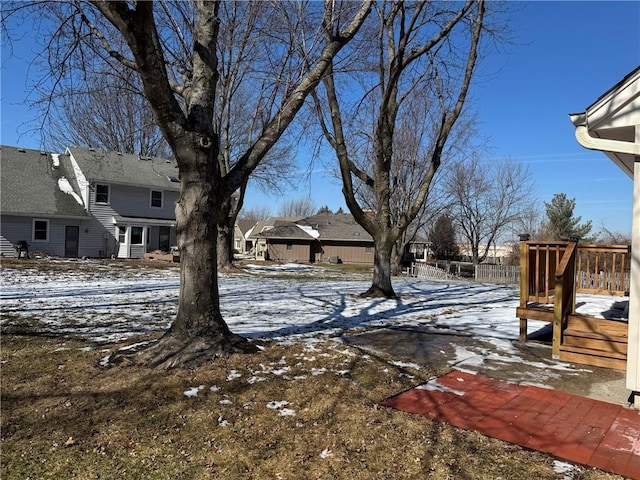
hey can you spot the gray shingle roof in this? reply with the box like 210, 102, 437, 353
247, 217, 304, 239
236, 218, 256, 236
299, 213, 372, 242
255, 223, 316, 240
247, 213, 373, 242
1, 146, 89, 218
67, 147, 180, 190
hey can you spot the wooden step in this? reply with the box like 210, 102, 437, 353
565, 314, 628, 337
516, 305, 554, 322
559, 345, 627, 371
562, 331, 627, 355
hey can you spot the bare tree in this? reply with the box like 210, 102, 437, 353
213, 1, 300, 271
447, 155, 534, 265
597, 226, 630, 245
385, 98, 477, 274
4, 1, 372, 367
240, 206, 272, 225
278, 197, 316, 218
42, 64, 171, 157
313, 0, 487, 297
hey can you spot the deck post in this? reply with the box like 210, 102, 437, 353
553, 239, 578, 359
518, 234, 530, 342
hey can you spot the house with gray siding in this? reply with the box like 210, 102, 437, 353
1, 145, 180, 259
1, 146, 90, 258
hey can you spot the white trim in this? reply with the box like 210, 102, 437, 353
628, 158, 640, 393
32, 218, 50, 242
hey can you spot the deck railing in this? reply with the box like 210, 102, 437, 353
575, 244, 630, 295
517, 236, 630, 357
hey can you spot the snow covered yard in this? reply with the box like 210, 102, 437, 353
1, 258, 624, 374
2, 259, 527, 343
0, 259, 624, 479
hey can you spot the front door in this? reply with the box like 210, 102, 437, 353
159, 226, 171, 252
117, 226, 129, 258
64, 226, 79, 258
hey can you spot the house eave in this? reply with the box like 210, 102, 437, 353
1, 211, 90, 220
112, 215, 176, 227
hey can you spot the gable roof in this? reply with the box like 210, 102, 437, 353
255, 223, 316, 241
247, 217, 304, 239
67, 147, 180, 190
249, 213, 373, 243
236, 218, 256, 237
299, 213, 372, 242
569, 66, 640, 178
0, 145, 89, 218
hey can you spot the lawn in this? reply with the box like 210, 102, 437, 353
0, 259, 622, 479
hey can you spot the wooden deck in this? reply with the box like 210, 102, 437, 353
516, 238, 630, 370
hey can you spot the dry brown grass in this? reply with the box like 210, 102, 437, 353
1, 334, 621, 480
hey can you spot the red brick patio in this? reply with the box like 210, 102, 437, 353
382, 370, 639, 479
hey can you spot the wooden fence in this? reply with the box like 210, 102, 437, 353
474, 264, 520, 284
408, 243, 630, 294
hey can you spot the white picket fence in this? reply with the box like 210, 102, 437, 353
408, 262, 452, 280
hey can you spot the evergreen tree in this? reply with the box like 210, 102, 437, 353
317, 205, 332, 214
428, 215, 460, 261
543, 193, 593, 240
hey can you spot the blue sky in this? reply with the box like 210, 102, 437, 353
2, 1, 639, 235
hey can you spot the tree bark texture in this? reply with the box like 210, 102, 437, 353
136, 148, 257, 369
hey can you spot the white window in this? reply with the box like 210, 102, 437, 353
117, 226, 126, 243
96, 184, 110, 204
150, 190, 163, 208
33, 219, 49, 242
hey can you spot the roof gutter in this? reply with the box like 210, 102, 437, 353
569, 113, 640, 156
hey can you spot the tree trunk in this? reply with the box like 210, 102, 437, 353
135, 153, 257, 369
217, 178, 248, 272
362, 236, 397, 298
217, 218, 235, 271
391, 240, 404, 277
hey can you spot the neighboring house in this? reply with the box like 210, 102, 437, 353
233, 218, 257, 255
1, 145, 180, 259
246, 217, 304, 260
300, 213, 373, 264
1, 146, 90, 257
248, 213, 374, 264
569, 66, 639, 400
458, 243, 516, 264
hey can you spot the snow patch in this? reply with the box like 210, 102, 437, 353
184, 385, 205, 398
320, 448, 333, 458
57, 177, 84, 205
416, 378, 465, 396
389, 360, 421, 370
552, 460, 583, 479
